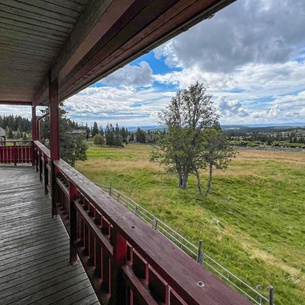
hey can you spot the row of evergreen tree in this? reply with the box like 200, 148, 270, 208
0, 115, 32, 139
91, 122, 163, 146
0, 115, 32, 132
0, 114, 161, 144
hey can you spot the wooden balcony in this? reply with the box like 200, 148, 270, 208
0, 1, 250, 304
0, 166, 99, 305
0, 141, 252, 305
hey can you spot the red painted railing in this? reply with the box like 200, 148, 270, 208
0, 140, 32, 165
33, 141, 251, 305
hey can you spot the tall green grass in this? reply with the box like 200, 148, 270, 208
76, 143, 305, 305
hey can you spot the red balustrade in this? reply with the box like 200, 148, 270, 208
31, 141, 251, 305
0, 141, 32, 165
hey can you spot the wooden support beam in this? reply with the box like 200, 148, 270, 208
31, 106, 36, 166
69, 183, 78, 265
49, 74, 60, 217
49, 76, 59, 161
0, 100, 32, 105
51, 0, 135, 83
110, 232, 127, 304
31, 106, 37, 141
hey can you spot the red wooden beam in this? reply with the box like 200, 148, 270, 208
31, 106, 37, 166
49, 74, 60, 217
49, 77, 59, 161
0, 100, 32, 105
31, 106, 37, 141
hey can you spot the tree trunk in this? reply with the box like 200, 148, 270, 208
205, 163, 213, 196
178, 171, 189, 189
194, 168, 202, 195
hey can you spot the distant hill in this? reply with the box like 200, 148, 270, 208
221, 123, 305, 133
126, 125, 165, 132
127, 123, 305, 133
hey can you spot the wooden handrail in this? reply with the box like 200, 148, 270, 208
34, 141, 251, 305
33, 140, 51, 159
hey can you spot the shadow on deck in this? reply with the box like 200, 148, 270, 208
0, 166, 99, 305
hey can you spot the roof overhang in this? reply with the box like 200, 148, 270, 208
0, 0, 236, 107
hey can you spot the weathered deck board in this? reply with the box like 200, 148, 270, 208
0, 166, 99, 305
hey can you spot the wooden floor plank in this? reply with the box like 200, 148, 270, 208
0, 258, 75, 292
51, 286, 99, 305
0, 252, 69, 285
0, 166, 99, 305
1, 267, 87, 304
71, 292, 101, 305
0, 262, 82, 299
0, 240, 69, 273
0, 233, 67, 263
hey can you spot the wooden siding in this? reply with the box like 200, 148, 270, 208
0, 166, 99, 305
0, 0, 89, 103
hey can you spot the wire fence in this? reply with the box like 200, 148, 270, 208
98, 183, 274, 305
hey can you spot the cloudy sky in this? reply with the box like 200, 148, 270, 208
2, 0, 305, 128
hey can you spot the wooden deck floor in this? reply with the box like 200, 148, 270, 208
0, 166, 99, 305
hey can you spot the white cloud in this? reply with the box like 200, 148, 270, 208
65, 86, 176, 127
0, 105, 32, 119
217, 98, 250, 118
155, 0, 305, 73
101, 61, 153, 87
2, 0, 305, 127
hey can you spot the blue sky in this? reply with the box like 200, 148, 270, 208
2, 0, 305, 128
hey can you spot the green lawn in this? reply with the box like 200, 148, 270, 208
76, 143, 305, 305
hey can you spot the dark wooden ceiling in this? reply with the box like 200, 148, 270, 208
0, 0, 235, 106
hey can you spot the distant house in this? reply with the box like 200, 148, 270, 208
0, 127, 6, 143
66, 129, 87, 138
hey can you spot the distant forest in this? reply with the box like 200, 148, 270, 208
0, 115, 32, 132
1, 114, 304, 146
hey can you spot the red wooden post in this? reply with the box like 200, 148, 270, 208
49, 74, 60, 217
69, 183, 78, 264
31, 106, 36, 166
49, 76, 59, 160
111, 231, 127, 304
44, 156, 49, 195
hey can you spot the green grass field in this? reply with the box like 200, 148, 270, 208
76, 143, 305, 305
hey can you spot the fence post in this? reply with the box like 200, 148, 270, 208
14, 141, 17, 166
135, 205, 139, 215
196, 240, 203, 265
109, 182, 112, 196
117, 193, 120, 202
256, 285, 262, 305
269, 286, 274, 305
152, 217, 158, 230
125, 199, 129, 209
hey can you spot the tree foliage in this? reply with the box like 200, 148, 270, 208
201, 128, 236, 196
151, 82, 234, 195
0, 115, 31, 133
40, 103, 88, 167
93, 134, 105, 146
92, 122, 99, 137
104, 123, 126, 147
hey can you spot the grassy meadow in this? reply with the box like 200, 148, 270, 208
76, 143, 305, 305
